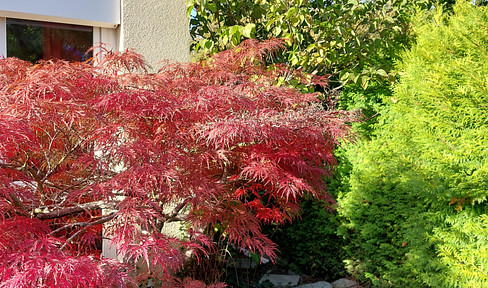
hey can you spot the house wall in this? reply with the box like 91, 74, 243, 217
118, 0, 190, 239
0, 0, 191, 68
120, 0, 190, 69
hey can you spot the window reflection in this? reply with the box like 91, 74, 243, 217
7, 19, 93, 63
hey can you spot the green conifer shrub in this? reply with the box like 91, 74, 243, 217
338, 2, 488, 287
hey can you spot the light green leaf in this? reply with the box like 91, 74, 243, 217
352, 73, 360, 84
229, 25, 240, 36
376, 69, 388, 77
361, 75, 369, 90
285, 7, 297, 19
241, 23, 256, 38
340, 72, 351, 81
273, 26, 282, 36
207, 3, 217, 12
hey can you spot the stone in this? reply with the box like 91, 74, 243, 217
259, 274, 301, 287
331, 278, 359, 288
296, 281, 333, 288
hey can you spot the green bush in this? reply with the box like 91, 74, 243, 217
338, 2, 488, 287
269, 199, 346, 281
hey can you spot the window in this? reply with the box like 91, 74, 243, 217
6, 18, 93, 63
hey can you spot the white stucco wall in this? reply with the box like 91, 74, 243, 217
120, 0, 190, 69
0, 0, 190, 68
117, 0, 190, 238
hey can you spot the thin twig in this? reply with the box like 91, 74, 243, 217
60, 212, 118, 251
350, 112, 380, 123
35, 200, 116, 219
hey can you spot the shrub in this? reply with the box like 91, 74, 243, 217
338, 2, 488, 287
269, 198, 346, 281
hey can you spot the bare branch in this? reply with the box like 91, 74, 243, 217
166, 214, 188, 222
163, 200, 188, 221
6, 192, 27, 214
52, 211, 118, 235
35, 200, 117, 220
156, 201, 189, 232
353, 112, 380, 123
41, 138, 86, 182
60, 212, 118, 250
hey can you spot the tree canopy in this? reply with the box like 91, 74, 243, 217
189, 0, 453, 89
0, 40, 350, 287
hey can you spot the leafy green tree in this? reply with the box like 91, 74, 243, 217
338, 2, 488, 287
189, 0, 448, 89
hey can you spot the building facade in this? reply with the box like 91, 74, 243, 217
0, 0, 190, 68
0, 0, 190, 259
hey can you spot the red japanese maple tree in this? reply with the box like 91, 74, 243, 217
0, 39, 351, 287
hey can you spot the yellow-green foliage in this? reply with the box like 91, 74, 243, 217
338, 2, 488, 287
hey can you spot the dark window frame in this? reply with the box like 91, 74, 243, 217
6, 18, 93, 63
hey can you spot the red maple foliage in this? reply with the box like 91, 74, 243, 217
0, 39, 351, 287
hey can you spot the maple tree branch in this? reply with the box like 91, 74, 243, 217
155, 201, 189, 232
0, 159, 47, 204
7, 192, 28, 214
164, 201, 188, 220
60, 212, 118, 250
166, 214, 188, 222
0, 161, 49, 207
0, 159, 41, 181
52, 212, 118, 235
41, 138, 86, 183
40, 127, 62, 172
43, 178, 91, 196
0, 162, 19, 170
35, 200, 117, 220
221, 163, 230, 184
